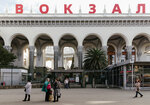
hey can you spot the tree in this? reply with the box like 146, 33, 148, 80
83, 48, 108, 88
0, 45, 16, 66
83, 48, 107, 70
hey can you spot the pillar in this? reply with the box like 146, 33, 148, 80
74, 52, 78, 68
78, 46, 83, 69
36, 48, 43, 67
58, 50, 63, 69
17, 47, 23, 67
126, 46, 133, 60
117, 50, 122, 63
101, 46, 108, 58
137, 50, 142, 61
54, 46, 59, 70
29, 46, 35, 80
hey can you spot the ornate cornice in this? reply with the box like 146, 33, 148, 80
0, 14, 150, 27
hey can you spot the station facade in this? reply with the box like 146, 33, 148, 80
0, 14, 150, 88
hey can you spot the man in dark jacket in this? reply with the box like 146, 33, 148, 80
53, 79, 60, 102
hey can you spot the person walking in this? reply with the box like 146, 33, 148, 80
134, 79, 143, 98
57, 78, 61, 98
64, 78, 69, 89
42, 78, 50, 101
23, 79, 32, 101
53, 79, 60, 102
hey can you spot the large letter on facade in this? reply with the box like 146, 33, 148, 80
64, 4, 73, 14
112, 4, 122, 14
89, 4, 96, 14
40, 4, 49, 14
136, 4, 145, 13
16, 4, 23, 14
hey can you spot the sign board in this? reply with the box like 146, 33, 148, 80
0, 0, 150, 14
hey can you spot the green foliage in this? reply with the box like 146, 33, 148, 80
83, 48, 108, 70
0, 45, 16, 66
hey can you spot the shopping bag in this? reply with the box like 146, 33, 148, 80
49, 95, 54, 101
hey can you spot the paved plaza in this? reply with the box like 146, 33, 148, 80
0, 88, 149, 105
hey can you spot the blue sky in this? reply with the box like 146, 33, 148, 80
0, 0, 149, 13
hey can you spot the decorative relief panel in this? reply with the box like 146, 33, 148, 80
0, 15, 150, 27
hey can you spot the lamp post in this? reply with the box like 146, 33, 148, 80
131, 60, 134, 89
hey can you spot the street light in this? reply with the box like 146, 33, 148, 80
130, 59, 134, 89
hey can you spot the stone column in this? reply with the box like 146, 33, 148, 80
54, 46, 59, 70
74, 52, 78, 68
126, 46, 133, 60
78, 46, 83, 70
3, 45, 12, 52
29, 46, 35, 80
36, 48, 43, 67
137, 50, 142, 61
17, 48, 23, 67
101, 46, 108, 58
117, 50, 122, 63
58, 51, 63, 69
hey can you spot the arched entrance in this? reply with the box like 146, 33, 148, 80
107, 34, 126, 63
131, 34, 150, 87
59, 35, 78, 70
35, 34, 54, 69
132, 34, 150, 61
11, 34, 29, 68
83, 35, 102, 85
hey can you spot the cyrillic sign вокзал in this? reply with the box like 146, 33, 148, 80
15, 4, 146, 14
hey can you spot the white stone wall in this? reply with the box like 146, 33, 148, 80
0, 69, 27, 86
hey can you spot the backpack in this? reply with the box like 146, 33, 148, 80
47, 84, 51, 89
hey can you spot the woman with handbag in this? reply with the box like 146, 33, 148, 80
42, 78, 50, 102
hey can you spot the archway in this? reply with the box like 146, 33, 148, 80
132, 35, 150, 61
11, 35, 29, 68
83, 35, 102, 61
107, 34, 126, 63
35, 34, 54, 69
59, 35, 78, 70
83, 35, 102, 50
